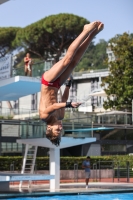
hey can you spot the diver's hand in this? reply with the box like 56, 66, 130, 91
71, 102, 82, 108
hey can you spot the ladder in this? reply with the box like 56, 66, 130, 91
19, 144, 38, 188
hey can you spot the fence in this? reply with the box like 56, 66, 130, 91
12, 61, 45, 78
1, 158, 133, 183
63, 110, 132, 125
92, 160, 133, 183
12, 63, 109, 79
8, 160, 133, 183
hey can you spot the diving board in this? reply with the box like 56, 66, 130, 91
65, 127, 114, 132
0, 76, 41, 101
0, 173, 54, 191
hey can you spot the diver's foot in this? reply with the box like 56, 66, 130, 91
97, 22, 104, 33
83, 21, 100, 33
90, 22, 104, 37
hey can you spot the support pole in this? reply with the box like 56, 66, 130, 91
49, 148, 60, 191
19, 144, 29, 188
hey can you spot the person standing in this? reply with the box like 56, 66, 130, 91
24, 53, 33, 76
82, 156, 91, 189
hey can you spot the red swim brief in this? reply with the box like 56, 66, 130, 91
41, 74, 60, 89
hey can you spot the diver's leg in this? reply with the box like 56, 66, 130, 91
44, 21, 99, 82
60, 22, 104, 84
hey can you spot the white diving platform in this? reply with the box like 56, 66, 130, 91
0, 173, 54, 191
0, 76, 41, 101
17, 137, 96, 149
17, 137, 96, 191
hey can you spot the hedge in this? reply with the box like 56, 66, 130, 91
0, 155, 133, 171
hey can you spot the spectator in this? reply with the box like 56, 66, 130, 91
82, 156, 91, 189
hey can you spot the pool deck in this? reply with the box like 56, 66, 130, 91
0, 181, 133, 199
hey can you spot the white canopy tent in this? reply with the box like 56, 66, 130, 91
89, 89, 107, 97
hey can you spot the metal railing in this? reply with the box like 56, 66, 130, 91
63, 110, 132, 125
73, 68, 109, 77
12, 61, 45, 78
0, 108, 132, 125
1, 59, 109, 81
92, 160, 133, 183
0, 107, 39, 119
12, 62, 109, 79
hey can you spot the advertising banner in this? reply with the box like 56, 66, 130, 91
0, 55, 12, 80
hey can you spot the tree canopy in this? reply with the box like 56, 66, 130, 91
0, 27, 20, 57
13, 13, 90, 61
0, 13, 107, 70
102, 33, 133, 110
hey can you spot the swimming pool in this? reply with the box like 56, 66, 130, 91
6, 193, 133, 200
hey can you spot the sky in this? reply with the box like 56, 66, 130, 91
0, 0, 133, 44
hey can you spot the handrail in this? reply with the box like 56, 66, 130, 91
0, 108, 132, 124
0, 58, 109, 81
12, 61, 45, 78
73, 68, 109, 77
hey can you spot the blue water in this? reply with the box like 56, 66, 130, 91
7, 193, 133, 200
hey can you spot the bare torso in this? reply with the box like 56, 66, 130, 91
39, 84, 62, 122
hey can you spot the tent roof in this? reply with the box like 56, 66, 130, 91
89, 89, 107, 97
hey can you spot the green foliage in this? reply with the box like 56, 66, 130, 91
1, 14, 132, 74
0, 156, 23, 171
0, 115, 13, 120
0, 155, 133, 171
13, 13, 89, 60
0, 27, 20, 57
75, 39, 108, 72
102, 33, 133, 110
0, 13, 108, 71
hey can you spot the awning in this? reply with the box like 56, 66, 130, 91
89, 90, 107, 97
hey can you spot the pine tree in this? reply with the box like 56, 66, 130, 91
102, 33, 133, 110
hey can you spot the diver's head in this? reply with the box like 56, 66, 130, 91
46, 120, 63, 146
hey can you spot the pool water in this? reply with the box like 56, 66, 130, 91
7, 193, 133, 200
